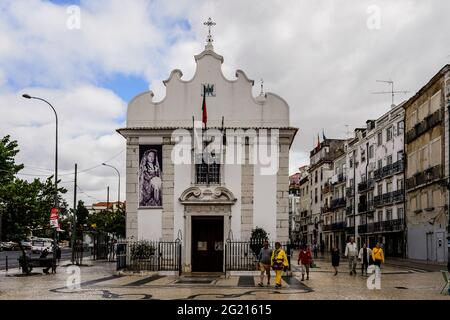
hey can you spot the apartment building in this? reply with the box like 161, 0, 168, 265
345, 103, 406, 256
404, 65, 450, 263
308, 139, 346, 246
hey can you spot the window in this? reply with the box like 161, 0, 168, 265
430, 90, 441, 113
397, 178, 404, 190
195, 153, 220, 184
320, 168, 323, 181
386, 181, 392, 193
368, 145, 374, 159
377, 132, 382, 146
377, 211, 383, 222
397, 207, 404, 220
397, 151, 404, 161
315, 171, 318, 183
315, 188, 318, 204
387, 155, 392, 166
386, 209, 392, 221
430, 138, 441, 167
386, 126, 393, 141
349, 158, 353, 168
378, 159, 383, 169
397, 121, 404, 135
350, 178, 354, 187
377, 183, 383, 196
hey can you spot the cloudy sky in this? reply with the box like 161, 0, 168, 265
1, 0, 449, 206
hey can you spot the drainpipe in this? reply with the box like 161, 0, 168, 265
354, 150, 357, 243
403, 110, 407, 259
365, 141, 369, 247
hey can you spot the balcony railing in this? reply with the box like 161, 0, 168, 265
359, 219, 404, 234
358, 179, 375, 193
345, 226, 355, 234
322, 184, 332, 194
331, 222, 346, 231
406, 109, 442, 143
406, 165, 443, 190
331, 198, 346, 209
321, 206, 332, 213
392, 189, 404, 202
358, 200, 374, 213
375, 160, 404, 181
374, 190, 404, 207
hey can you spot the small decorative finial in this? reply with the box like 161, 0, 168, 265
260, 78, 264, 95
203, 17, 216, 45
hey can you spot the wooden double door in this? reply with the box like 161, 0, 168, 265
191, 216, 224, 272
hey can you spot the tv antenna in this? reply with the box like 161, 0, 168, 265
372, 80, 409, 106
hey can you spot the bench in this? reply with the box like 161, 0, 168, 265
18, 256, 57, 274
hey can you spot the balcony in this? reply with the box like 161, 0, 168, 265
346, 187, 354, 197
322, 224, 333, 232
406, 165, 443, 190
360, 219, 404, 234
332, 173, 345, 185
406, 109, 443, 143
331, 198, 346, 209
392, 189, 404, 203
358, 179, 374, 193
358, 200, 374, 213
374, 160, 404, 182
331, 222, 346, 231
345, 226, 355, 234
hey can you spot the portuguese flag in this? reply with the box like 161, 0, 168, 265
202, 85, 207, 125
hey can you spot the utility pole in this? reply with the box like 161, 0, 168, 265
106, 186, 110, 214
71, 163, 77, 265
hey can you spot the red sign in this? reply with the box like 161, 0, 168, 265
50, 208, 59, 220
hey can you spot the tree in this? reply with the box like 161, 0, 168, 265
0, 136, 68, 273
87, 205, 125, 238
250, 227, 268, 257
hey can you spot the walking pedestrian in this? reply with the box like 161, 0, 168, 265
56, 245, 62, 264
358, 243, 372, 276
257, 241, 273, 287
372, 242, 385, 268
331, 247, 340, 276
320, 240, 325, 257
313, 241, 318, 259
298, 244, 313, 281
345, 237, 358, 275
271, 242, 289, 289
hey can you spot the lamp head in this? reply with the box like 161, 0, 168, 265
22, 94, 32, 99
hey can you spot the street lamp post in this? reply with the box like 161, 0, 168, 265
22, 94, 58, 263
102, 163, 121, 209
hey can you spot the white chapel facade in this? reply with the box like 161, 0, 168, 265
118, 22, 297, 272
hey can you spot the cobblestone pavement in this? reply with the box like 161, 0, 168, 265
0, 256, 449, 300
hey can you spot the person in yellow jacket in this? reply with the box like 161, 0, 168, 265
372, 242, 385, 268
271, 242, 289, 289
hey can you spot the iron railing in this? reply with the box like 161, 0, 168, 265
331, 198, 346, 209
406, 165, 443, 190
406, 109, 442, 143
225, 240, 291, 271
116, 239, 182, 274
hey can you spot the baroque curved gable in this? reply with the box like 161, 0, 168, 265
179, 186, 237, 205
127, 47, 290, 129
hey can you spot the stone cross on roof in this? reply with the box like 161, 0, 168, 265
204, 17, 216, 44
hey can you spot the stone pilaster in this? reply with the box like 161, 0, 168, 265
276, 138, 290, 242
241, 144, 254, 240
126, 137, 139, 240
162, 137, 175, 241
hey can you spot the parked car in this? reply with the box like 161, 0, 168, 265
31, 239, 53, 254
1, 241, 20, 251
21, 240, 32, 250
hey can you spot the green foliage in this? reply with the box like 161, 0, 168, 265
0, 135, 68, 242
130, 240, 156, 259
86, 204, 125, 238
250, 227, 268, 257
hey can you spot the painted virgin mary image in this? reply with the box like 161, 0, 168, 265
139, 148, 162, 207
